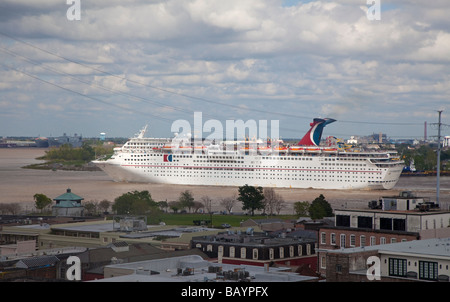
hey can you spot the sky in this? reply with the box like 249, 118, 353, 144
0, 0, 449, 140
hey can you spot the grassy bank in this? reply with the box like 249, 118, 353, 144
155, 213, 298, 227
22, 142, 113, 171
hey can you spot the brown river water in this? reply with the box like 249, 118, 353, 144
0, 148, 449, 214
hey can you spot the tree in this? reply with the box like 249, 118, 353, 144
84, 200, 98, 216
112, 190, 157, 215
201, 195, 213, 214
309, 194, 333, 220
98, 199, 111, 214
0, 203, 22, 215
238, 184, 265, 216
178, 190, 195, 213
294, 201, 310, 217
168, 201, 181, 213
157, 200, 169, 213
34, 193, 52, 213
262, 188, 285, 215
220, 195, 237, 214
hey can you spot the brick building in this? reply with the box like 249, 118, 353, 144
317, 192, 450, 278
191, 229, 318, 271
322, 237, 450, 282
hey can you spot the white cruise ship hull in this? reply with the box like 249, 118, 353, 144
92, 120, 404, 190
93, 152, 404, 190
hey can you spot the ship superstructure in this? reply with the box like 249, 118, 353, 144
92, 119, 404, 190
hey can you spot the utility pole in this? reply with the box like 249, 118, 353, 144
436, 110, 442, 206
431, 110, 449, 207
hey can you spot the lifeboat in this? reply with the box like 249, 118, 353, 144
304, 147, 321, 153
322, 147, 338, 153
257, 146, 272, 154
162, 144, 172, 152
289, 146, 305, 153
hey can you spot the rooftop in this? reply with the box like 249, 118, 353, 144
94, 255, 317, 282
323, 237, 450, 259
53, 188, 84, 201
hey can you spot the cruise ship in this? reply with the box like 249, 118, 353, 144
92, 118, 404, 190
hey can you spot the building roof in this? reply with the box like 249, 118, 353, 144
15, 255, 59, 269
96, 255, 317, 282
54, 188, 84, 201
323, 237, 450, 259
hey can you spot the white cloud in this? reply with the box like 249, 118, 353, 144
0, 0, 449, 138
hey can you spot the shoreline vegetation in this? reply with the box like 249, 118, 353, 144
21, 142, 114, 171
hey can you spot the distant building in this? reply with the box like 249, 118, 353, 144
322, 237, 450, 282
100, 254, 317, 282
317, 191, 450, 278
444, 136, 450, 148
52, 188, 84, 217
191, 229, 318, 271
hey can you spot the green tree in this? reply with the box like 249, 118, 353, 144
33, 193, 52, 213
294, 201, 310, 217
157, 200, 169, 213
178, 190, 195, 213
168, 201, 181, 213
112, 190, 157, 215
238, 184, 265, 216
309, 194, 333, 220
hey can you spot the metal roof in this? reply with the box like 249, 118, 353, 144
53, 188, 84, 201
15, 255, 59, 269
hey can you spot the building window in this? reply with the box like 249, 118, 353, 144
298, 245, 302, 256
370, 236, 376, 246
252, 248, 259, 260
230, 247, 235, 258
240, 247, 246, 259
321, 232, 326, 244
269, 248, 274, 260
350, 235, 356, 247
331, 233, 336, 245
340, 234, 346, 248
360, 235, 366, 247
357, 216, 373, 229
279, 247, 285, 258
389, 258, 407, 277
306, 244, 311, 255
289, 246, 294, 257
419, 261, 438, 281
321, 256, 326, 269
380, 237, 386, 245
207, 244, 213, 252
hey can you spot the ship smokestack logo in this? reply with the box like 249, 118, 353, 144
298, 118, 336, 146
164, 154, 173, 162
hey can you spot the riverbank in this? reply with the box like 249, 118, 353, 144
23, 160, 101, 171
1, 148, 449, 214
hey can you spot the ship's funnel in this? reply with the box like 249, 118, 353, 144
298, 118, 336, 146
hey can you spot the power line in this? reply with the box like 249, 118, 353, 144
0, 62, 174, 123
0, 31, 425, 127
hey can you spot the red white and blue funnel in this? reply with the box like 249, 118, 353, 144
298, 118, 336, 146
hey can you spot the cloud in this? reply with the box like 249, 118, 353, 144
0, 0, 449, 138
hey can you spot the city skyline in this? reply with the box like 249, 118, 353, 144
0, 0, 448, 139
